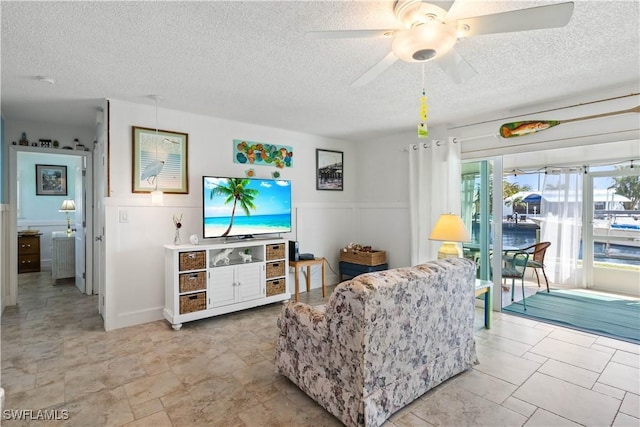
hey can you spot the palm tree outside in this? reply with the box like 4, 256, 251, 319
210, 178, 258, 237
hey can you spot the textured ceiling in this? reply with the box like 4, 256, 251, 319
1, 1, 639, 142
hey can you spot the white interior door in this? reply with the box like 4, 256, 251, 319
74, 163, 86, 293
94, 101, 108, 316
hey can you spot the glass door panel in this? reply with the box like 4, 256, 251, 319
461, 160, 496, 281
586, 168, 640, 294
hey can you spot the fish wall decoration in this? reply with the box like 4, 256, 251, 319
499, 105, 640, 138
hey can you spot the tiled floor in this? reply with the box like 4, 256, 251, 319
2, 270, 639, 426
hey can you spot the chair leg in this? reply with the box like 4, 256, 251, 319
541, 268, 550, 293
511, 279, 515, 301
533, 268, 541, 287
521, 278, 526, 310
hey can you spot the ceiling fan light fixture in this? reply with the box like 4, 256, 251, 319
392, 22, 457, 63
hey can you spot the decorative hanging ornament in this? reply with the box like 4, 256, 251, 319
417, 64, 428, 138
418, 91, 428, 138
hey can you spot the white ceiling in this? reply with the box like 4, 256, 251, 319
1, 1, 639, 142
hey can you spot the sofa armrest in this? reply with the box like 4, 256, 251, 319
277, 302, 328, 345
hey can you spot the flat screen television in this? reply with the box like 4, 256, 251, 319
202, 176, 292, 239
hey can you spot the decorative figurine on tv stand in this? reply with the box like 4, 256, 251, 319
238, 250, 252, 263
212, 248, 233, 266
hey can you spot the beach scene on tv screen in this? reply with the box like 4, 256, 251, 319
204, 177, 291, 237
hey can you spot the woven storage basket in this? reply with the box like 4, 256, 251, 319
179, 271, 206, 293
179, 251, 206, 271
266, 244, 285, 260
266, 261, 285, 278
339, 250, 386, 266
179, 292, 206, 314
266, 279, 285, 296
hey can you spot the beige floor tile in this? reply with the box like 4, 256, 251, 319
475, 342, 541, 385
124, 370, 186, 406
483, 319, 550, 346
593, 382, 627, 400
451, 369, 517, 404
3, 270, 639, 427
612, 349, 640, 369
524, 408, 581, 426
130, 397, 164, 420
538, 359, 599, 389
410, 385, 527, 426
6, 380, 65, 411
612, 412, 640, 427
621, 392, 640, 418
595, 336, 640, 354
530, 338, 612, 372
123, 410, 173, 427
387, 411, 436, 426
599, 362, 640, 394
474, 331, 533, 356
547, 328, 598, 347
59, 386, 134, 427
502, 396, 537, 417
514, 372, 620, 426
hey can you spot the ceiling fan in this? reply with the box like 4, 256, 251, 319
308, 0, 574, 86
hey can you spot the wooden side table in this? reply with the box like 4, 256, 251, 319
289, 258, 326, 302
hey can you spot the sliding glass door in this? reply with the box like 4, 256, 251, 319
461, 158, 503, 305
584, 167, 640, 295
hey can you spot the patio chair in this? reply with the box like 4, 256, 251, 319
521, 242, 551, 292
502, 250, 530, 310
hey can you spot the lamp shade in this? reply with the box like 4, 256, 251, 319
429, 214, 470, 260
429, 214, 470, 242
58, 199, 76, 212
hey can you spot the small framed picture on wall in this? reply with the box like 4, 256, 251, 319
316, 149, 343, 191
35, 164, 67, 196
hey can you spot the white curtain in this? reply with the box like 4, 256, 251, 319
408, 139, 462, 265
540, 169, 583, 285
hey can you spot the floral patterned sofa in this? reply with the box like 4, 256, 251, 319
275, 258, 478, 427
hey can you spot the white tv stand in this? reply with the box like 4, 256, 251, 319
164, 238, 289, 330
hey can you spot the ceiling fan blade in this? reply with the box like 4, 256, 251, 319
306, 29, 395, 39
351, 51, 399, 87
435, 48, 477, 84
443, 0, 467, 21
457, 2, 574, 37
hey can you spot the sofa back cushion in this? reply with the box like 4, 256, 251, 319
324, 258, 476, 396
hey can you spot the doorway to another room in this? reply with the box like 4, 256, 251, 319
8, 146, 98, 323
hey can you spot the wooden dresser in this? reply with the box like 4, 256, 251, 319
18, 233, 41, 273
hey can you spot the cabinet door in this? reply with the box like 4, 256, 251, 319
236, 263, 264, 302
209, 267, 236, 307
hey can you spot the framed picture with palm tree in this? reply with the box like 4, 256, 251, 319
132, 126, 189, 194
316, 149, 343, 191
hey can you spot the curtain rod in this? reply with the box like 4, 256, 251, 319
450, 93, 639, 130
504, 158, 639, 176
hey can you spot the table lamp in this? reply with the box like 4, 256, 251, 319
428, 213, 471, 259
59, 199, 76, 235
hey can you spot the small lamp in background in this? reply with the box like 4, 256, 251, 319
59, 199, 76, 235
429, 213, 470, 259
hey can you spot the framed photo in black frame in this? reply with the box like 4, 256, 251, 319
35, 164, 67, 196
316, 149, 343, 191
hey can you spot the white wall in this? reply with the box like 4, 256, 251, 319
104, 99, 359, 330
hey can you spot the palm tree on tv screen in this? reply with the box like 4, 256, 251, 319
210, 178, 258, 237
